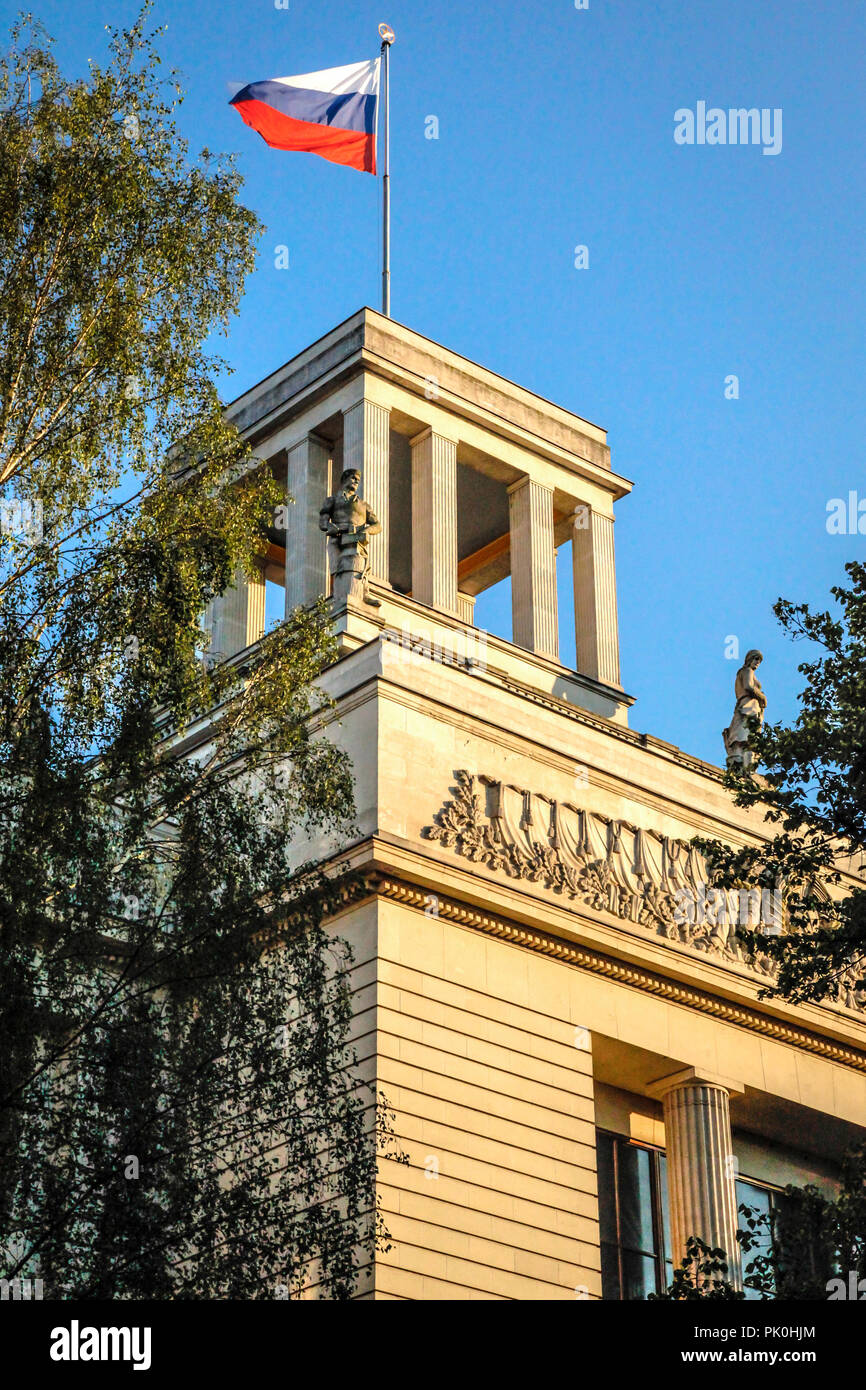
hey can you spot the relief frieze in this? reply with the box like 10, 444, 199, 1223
424, 770, 866, 1012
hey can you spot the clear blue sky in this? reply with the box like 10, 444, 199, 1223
10, 0, 865, 766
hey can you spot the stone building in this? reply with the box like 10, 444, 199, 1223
206, 308, 866, 1300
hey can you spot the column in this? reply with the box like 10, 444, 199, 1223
648, 1068, 743, 1286
284, 434, 331, 613
411, 427, 458, 614
572, 505, 621, 686
508, 477, 558, 660
206, 563, 265, 661
342, 397, 391, 586
457, 592, 476, 626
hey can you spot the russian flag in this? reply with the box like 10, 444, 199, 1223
229, 59, 380, 174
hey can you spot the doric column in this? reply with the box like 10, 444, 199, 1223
284, 434, 330, 613
648, 1068, 743, 1286
206, 563, 265, 661
508, 477, 558, 660
572, 505, 620, 686
411, 427, 458, 614
342, 398, 391, 585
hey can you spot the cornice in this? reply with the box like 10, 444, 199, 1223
335, 872, 866, 1077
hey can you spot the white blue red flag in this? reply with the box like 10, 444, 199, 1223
228, 59, 381, 174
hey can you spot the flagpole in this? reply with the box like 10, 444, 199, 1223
379, 24, 395, 317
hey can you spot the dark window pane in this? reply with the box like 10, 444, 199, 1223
596, 1132, 666, 1300
772, 1190, 830, 1295
596, 1132, 617, 1245
618, 1144, 656, 1254
621, 1249, 658, 1301
600, 1241, 620, 1301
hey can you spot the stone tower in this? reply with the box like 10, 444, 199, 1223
205, 309, 866, 1300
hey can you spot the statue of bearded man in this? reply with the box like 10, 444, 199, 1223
319, 467, 382, 607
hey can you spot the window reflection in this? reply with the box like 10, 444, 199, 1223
597, 1129, 783, 1300
737, 1177, 777, 1299
597, 1131, 667, 1300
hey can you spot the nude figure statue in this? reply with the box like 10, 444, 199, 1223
723, 649, 767, 770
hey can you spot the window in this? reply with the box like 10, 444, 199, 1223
597, 1130, 671, 1299
598, 1131, 785, 1299
736, 1176, 782, 1299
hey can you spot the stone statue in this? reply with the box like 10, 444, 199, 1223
723, 649, 767, 770
319, 468, 381, 607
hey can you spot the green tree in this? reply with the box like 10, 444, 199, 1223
697, 560, 866, 1010
738, 1143, 866, 1301
0, 10, 382, 1299
652, 1146, 866, 1301
648, 1237, 744, 1301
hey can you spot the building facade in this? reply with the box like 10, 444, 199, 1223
207, 309, 866, 1300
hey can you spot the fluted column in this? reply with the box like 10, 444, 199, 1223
411, 427, 458, 614
508, 477, 558, 660
206, 562, 266, 660
342, 398, 391, 585
648, 1068, 743, 1286
457, 592, 476, 625
284, 434, 330, 613
572, 506, 621, 686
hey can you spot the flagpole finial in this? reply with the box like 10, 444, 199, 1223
379, 22, 396, 45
